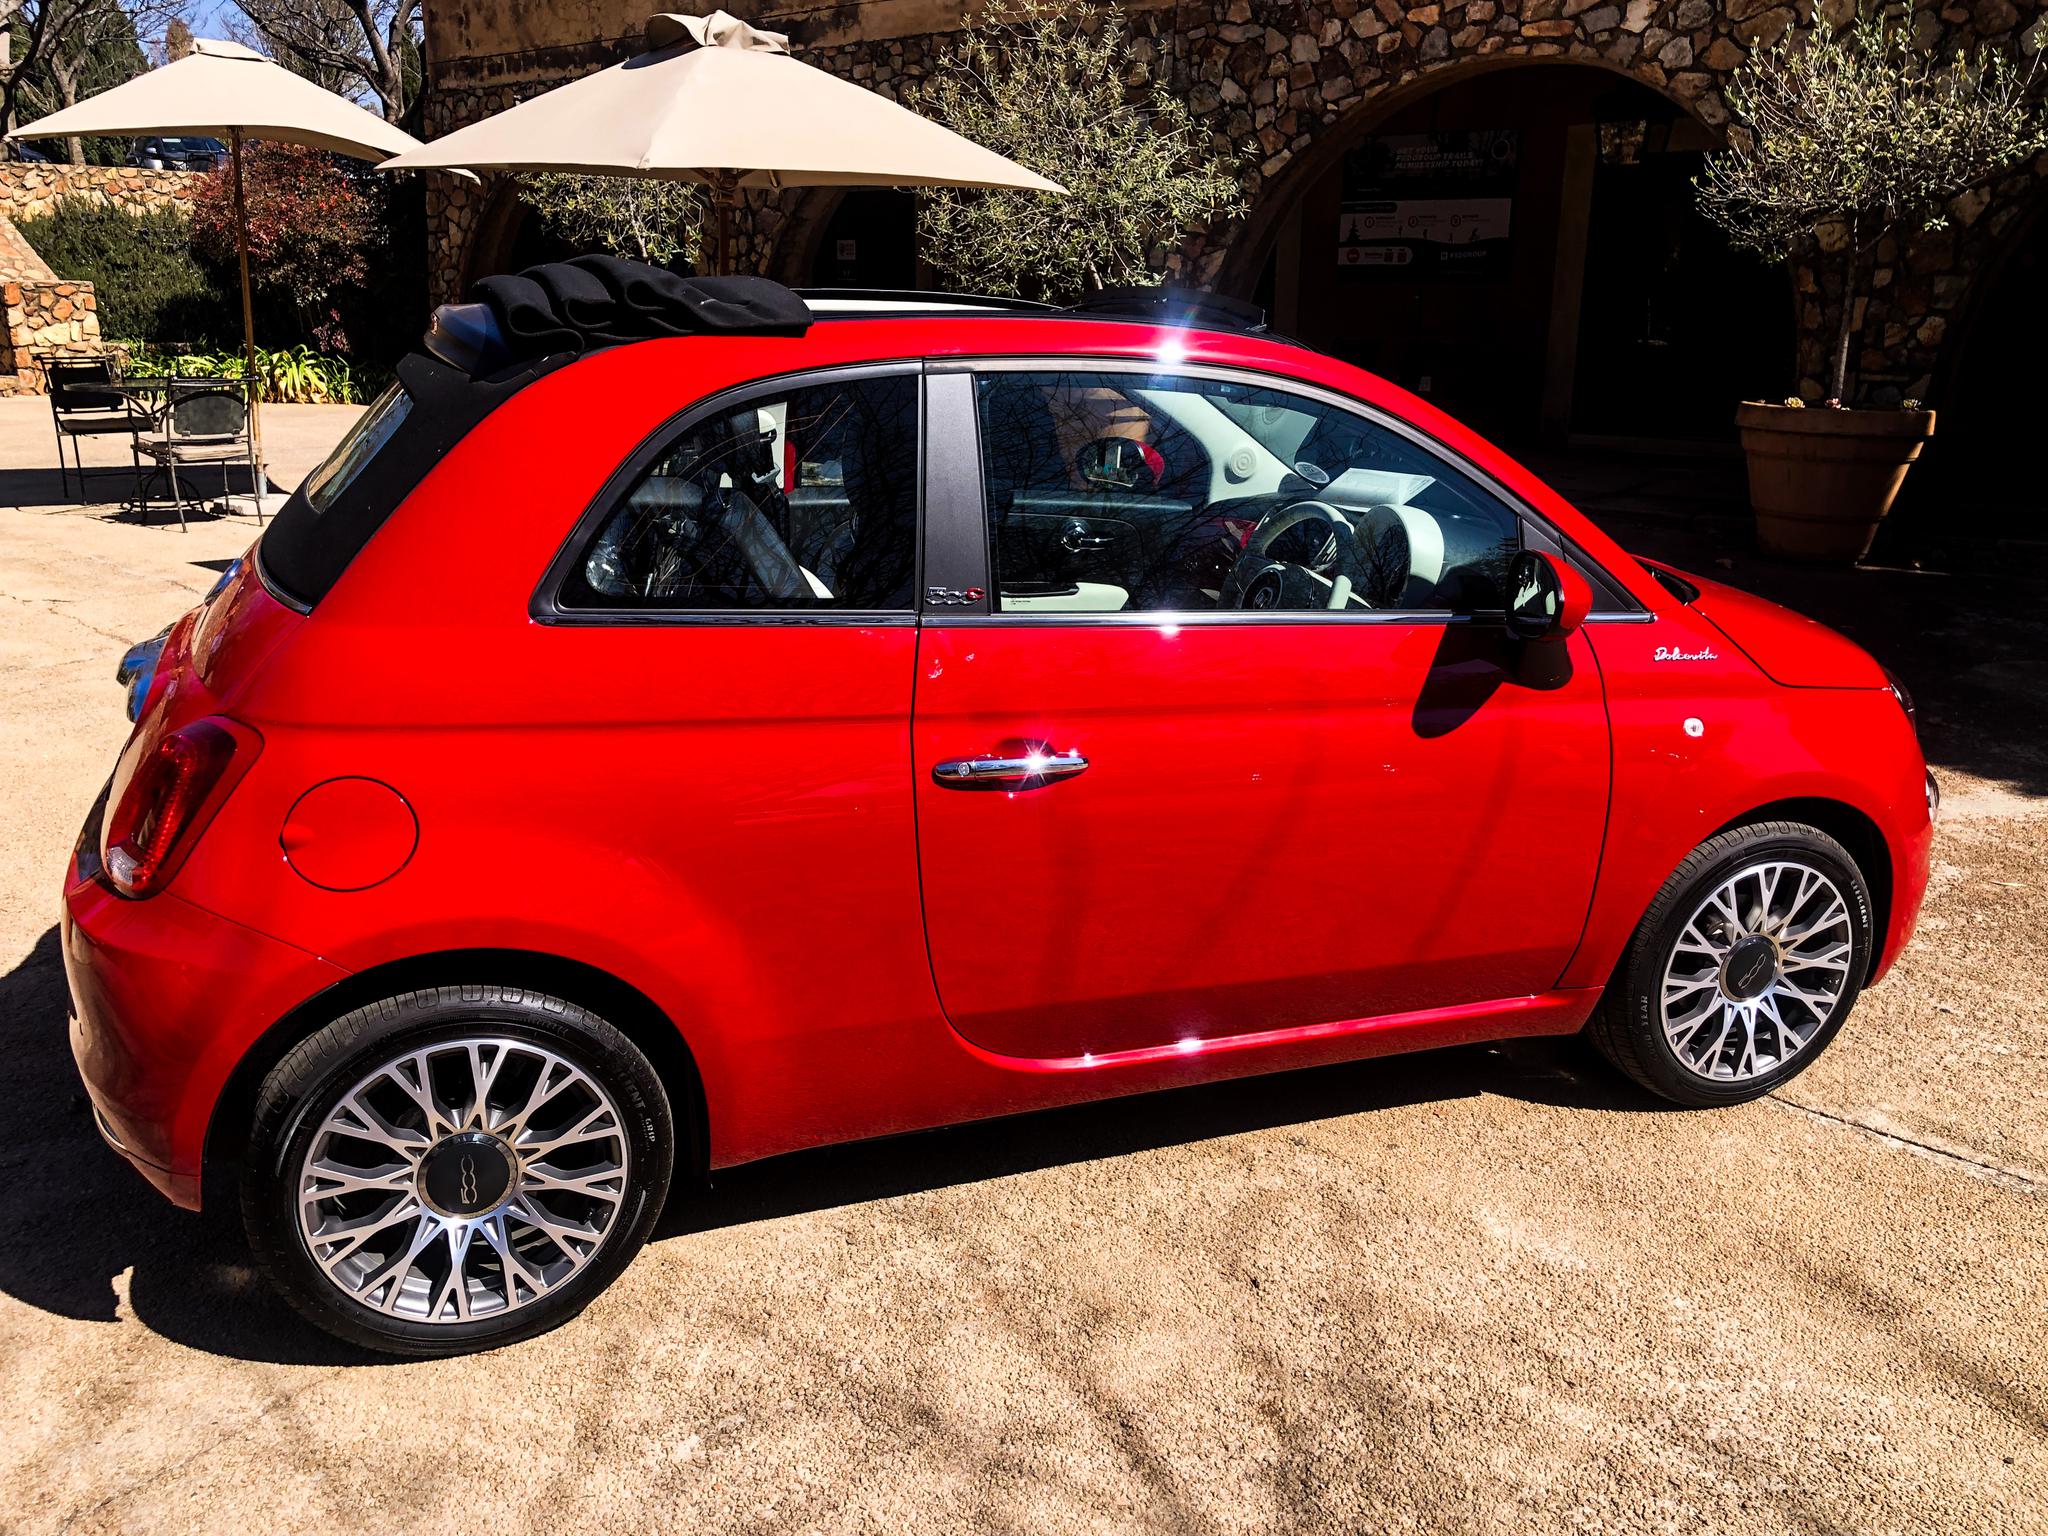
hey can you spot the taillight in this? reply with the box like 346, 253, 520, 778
101, 718, 259, 897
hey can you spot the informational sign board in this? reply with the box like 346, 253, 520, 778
1338, 130, 1519, 279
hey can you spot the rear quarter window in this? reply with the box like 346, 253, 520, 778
257, 351, 559, 609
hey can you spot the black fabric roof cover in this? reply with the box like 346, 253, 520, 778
469, 257, 812, 360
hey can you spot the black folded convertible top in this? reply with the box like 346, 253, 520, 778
429, 256, 813, 373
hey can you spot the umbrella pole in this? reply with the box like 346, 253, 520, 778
712, 171, 739, 275
230, 128, 268, 504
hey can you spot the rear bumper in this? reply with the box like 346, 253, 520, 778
62, 857, 348, 1210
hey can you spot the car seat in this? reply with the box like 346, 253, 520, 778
1349, 504, 1445, 608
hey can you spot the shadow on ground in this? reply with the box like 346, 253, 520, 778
0, 923, 1655, 1365
0, 461, 265, 520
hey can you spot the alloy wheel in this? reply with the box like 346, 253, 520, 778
1659, 859, 1855, 1082
294, 1037, 629, 1324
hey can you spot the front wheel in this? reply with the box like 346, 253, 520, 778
242, 986, 674, 1357
1588, 822, 1874, 1106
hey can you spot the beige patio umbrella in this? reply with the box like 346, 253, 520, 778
9, 40, 431, 500
380, 10, 1065, 274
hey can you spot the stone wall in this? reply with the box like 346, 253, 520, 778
419, 0, 2048, 407
0, 210, 55, 284
0, 210, 105, 394
0, 164, 203, 225
0, 165, 189, 394
0, 277, 104, 395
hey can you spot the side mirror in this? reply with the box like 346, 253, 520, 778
1505, 550, 1592, 642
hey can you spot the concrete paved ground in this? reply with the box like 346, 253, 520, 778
0, 398, 2042, 1534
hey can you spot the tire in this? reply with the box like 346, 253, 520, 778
242, 985, 674, 1357
1587, 821, 1874, 1107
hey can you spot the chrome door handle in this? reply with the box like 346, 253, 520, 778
932, 745, 1089, 791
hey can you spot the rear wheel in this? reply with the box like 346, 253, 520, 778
1588, 822, 1874, 1106
242, 986, 673, 1357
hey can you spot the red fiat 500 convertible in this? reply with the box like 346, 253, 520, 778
63, 266, 1935, 1355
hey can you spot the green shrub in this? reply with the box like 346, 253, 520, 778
16, 199, 238, 347
120, 342, 360, 405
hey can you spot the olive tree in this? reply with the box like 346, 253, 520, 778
521, 173, 705, 270
915, 1, 1242, 300
1698, 13, 2047, 404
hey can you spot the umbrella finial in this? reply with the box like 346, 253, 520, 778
190, 39, 267, 61
645, 11, 791, 55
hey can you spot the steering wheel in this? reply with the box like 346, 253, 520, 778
1232, 500, 1366, 612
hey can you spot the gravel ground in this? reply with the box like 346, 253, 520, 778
0, 403, 2042, 1534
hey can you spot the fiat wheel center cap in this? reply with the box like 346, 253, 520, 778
1721, 934, 1781, 1001
418, 1131, 514, 1218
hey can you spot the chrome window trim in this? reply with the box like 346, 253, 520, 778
938, 353, 1646, 620
252, 540, 315, 615
930, 610, 1471, 629
531, 360, 925, 627
926, 609, 1655, 631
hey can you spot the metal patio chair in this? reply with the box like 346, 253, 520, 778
135, 377, 261, 532
46, 356, 150, 502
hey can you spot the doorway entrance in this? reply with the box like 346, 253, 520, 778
1253, 64, 1787, 449
805, 189, 920, 289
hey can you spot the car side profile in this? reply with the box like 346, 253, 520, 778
63, 266, 1935, 1355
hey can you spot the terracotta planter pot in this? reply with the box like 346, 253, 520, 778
1735, 402, 1936, 562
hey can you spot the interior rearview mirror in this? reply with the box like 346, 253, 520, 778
1505, 550, 1592, 642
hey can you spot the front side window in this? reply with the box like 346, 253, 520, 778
564, 372, 918, 611
975, 370, 1520, 617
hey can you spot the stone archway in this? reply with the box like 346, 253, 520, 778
763, 186, 922, 288
459, 181, 532, 294
1209, 48, 1781, 445
1210, 48, 1722, 300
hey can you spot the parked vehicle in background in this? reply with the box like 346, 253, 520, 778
60, 266, 1937, 1356
125, 135, 228, 171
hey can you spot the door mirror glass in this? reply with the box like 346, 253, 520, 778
1505, 550, 1590, 640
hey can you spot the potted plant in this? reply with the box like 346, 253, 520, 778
1699, 14, 2046, 561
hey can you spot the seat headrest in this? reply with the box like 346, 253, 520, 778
1351, 504, 1445, 607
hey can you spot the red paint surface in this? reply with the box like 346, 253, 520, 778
280, 777, 419, 892
58, 317, 1933, 1205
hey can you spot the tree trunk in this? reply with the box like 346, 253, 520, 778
1830, 212, 1858, 404
51, 54, 81, 163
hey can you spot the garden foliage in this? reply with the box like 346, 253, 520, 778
915, 1, 1243, 301
1698, 13, 2047, 402
188, 143, 386, 355
521, 173, 705, 269
16, 200, 236, 344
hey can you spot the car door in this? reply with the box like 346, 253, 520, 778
523, 364, 939, 1112
911, 362, 1614, 1063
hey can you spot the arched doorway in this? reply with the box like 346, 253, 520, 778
1909, 195, 2048, 541
1241, 62, 1787, 449
806, 189, 920, 288
769, 187, 925, 289
460, 182, 577, 291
